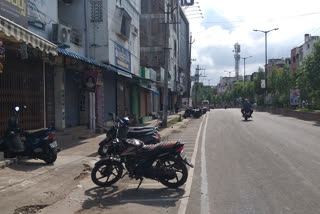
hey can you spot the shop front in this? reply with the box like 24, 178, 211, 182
0, 15, 57, 135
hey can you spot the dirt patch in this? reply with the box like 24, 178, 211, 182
14, 204, 48, 214
74, 164, 92, 181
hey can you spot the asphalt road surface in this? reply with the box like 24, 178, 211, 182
188, 109, 320, 214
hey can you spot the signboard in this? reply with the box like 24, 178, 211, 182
180, 0, 194, 6
27, 0, 47, 29
114, 41, 131, 72
290, 89, 300, 105
261, 79, 266, 89
0, 0, 28, 27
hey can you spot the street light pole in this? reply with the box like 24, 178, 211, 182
253, 28, 279, 99
241, 56, 252, 88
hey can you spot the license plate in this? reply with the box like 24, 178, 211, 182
180, 150, 187, 160
103, 147, 108, 153
49, 141, 57, 148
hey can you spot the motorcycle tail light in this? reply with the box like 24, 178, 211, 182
176, 146, 184, 153
46, 134, 55, 140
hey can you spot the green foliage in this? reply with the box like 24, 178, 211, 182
295, 39, 320, 109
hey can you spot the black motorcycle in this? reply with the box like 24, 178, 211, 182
98, 114, 160, 157
0, 106, 58, 164
242, 108, 253, 121
91, 117, 193, 189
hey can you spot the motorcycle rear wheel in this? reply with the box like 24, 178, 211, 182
91, 161, 123, 187
43, 147, 57, 164
157, 158, 188, 189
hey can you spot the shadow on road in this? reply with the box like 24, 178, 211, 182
78, 185, 185, 213
242, 119, 253, 122
8, 160, 50, 172
313, 121, 320, 127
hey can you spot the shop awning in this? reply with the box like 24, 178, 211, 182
117, 69, 132, 78
57, 48, 117, 72
0, 15, 57, 56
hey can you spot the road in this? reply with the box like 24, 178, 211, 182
187, 109, 320, 214
1, 109, 320, 214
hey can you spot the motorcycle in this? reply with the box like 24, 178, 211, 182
183, 107, 193, 118
91, 116, 193, 189
98, 114, 160, 157
242, 108, 252, 121
0, 106, 59, 164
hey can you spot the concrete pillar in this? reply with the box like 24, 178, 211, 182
54, 66, 65, 130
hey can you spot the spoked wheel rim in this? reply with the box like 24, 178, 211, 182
91, 162, 123, 187
157, 158, 188, 188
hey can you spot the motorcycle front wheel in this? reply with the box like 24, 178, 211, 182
157, 158, 188, 189
91, 160, 123, 187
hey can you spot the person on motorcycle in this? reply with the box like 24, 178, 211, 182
241, 99, 253, 116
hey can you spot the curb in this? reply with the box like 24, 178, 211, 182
0, 158, 17, 170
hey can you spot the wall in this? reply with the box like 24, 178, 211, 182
103, 71, 117, 121
140, 0, 178, 90
58, 0, 86, 56
27, 0, 58, 41
107, 0, 141, 76
302, 36, 319, 61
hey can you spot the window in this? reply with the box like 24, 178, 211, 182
307, 44, 310, 49
119, 9, 132, 40
91, 1, 103, 23
70, 29, 82, 46
293, 56, 296, 63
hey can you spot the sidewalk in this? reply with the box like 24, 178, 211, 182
0, 111, 186, 170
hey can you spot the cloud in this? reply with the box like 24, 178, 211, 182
186, 0, 320, 85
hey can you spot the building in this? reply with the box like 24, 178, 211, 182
0, 0, 58, 135
178, 8, 190, 106
290, 34, 319, 73
140, 0, 180, 112
266, 58, 289, 74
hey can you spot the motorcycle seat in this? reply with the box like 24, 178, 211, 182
127, 130, 156, 138
24, 128, 49, 138
130, 127, 156, 131
137, 141, 177, 155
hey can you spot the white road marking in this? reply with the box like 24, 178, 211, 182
201, 115, 210, 214
177, 114, 206, 214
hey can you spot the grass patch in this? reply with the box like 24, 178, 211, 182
167, 116, 183, 127
296, 108, 315, 112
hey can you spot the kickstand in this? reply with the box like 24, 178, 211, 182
121, 171, 129, 179
136, 178, 144, 191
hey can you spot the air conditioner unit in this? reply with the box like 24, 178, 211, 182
52, 23, 71, 45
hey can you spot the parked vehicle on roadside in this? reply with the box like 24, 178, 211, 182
0, 106, 59, 164
91, 114, 193, 189
98, 114, 160, 157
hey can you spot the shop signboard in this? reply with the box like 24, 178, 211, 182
0, 0, 28, 28
114, 41, 131, 72
180, 0, 194, 6
290, 89, 300, 106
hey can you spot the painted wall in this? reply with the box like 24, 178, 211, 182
27, 0, 58, 40
58, 0, 86, 56
108, 0, 141, 76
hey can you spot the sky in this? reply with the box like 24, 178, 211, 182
185, 0, 320, 85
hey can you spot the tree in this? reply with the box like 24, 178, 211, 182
253, 68, 266, 96
296, 39, 320, 109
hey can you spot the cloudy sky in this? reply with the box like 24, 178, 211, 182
185, 0, 320, 85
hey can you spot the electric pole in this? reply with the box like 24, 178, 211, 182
194, 65, 205, 107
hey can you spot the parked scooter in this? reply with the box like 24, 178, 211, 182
0, 106, 59, 164
98, 113, 160, 157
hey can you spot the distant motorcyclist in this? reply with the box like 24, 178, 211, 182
224, 103, 228, 109
241, 99, 253, 116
